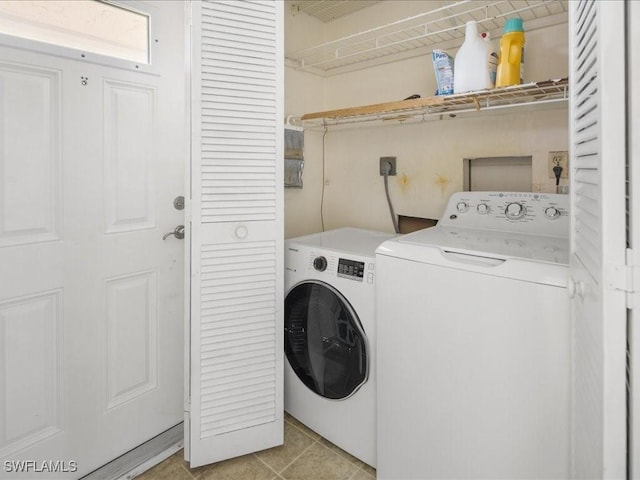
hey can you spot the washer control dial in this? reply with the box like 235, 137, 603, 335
476, 203, 489, 215
456, 201, 469, 213
313, 256, 328, 272
505, 202, 526, 220
544, 206, 561, 219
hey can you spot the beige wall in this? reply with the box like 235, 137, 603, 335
284, 5, 326, 237
284, 3, 569, 237
284, 69, 325, 237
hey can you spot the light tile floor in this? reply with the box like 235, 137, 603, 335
134, 413, 376, 480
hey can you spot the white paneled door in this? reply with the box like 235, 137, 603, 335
0, 2, 186, 478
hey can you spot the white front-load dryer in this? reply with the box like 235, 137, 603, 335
284, 227, 393, 468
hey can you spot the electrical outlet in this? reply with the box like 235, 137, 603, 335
380, 156, 397, 176
548, 151, 569, 179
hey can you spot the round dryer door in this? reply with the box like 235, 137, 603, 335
284, 281, 368, 400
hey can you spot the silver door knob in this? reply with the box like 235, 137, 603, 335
163, 225, 185, 240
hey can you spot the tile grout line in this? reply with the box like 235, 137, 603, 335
147, 415, 371, 480
167, 435, 370, 480
272, 437, 319, 477
285, 416, 370, 476
319, 440, 366, 471
309, 439, 364, 475
255, 416, 320, 477
350, 463, 375, 480
179, 460, 199, 480
284, 417, 321, 443
253, 452, 284, 478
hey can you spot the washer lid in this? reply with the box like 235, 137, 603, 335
375, 191, 569, 287
394, 226, 569, 266
376, 226, 569, 287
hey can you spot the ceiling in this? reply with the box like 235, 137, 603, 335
290, 0, 381, 23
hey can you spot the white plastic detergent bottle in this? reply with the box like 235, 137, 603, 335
454, 20, 491, 94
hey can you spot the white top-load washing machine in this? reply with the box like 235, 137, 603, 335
375, 192, 570, 479
284, 227, 394, 468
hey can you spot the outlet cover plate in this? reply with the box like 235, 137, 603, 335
380, 156, 397, 176
548, 151, 569, 179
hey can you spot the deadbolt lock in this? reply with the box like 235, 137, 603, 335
173, 196, 185, 210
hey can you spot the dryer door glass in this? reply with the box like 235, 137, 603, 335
284, 281, 368, 400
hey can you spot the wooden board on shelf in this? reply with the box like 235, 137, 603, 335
300, 95, 445, 121
300, 77, 568, 127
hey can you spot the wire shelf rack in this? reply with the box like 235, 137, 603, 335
287, 0, 568, 75
299, 77, 568, 129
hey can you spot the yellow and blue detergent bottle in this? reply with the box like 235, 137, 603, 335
495, 17, 525, 87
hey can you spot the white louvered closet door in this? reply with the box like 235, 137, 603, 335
630, 1, 640, 477
186, 0, 283, 467
569, 1, 627, 478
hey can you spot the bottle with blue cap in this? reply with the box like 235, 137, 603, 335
495, 17, 525, 87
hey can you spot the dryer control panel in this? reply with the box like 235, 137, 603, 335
439, 191, 569, 237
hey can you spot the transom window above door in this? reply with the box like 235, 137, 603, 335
0, 1, 149, 65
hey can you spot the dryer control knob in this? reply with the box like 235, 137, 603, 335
544, 206, 561, 219
477, 203, 489, 214
456, 202, 469, 213
313, 256, 328, 272
505, 202, 526, 220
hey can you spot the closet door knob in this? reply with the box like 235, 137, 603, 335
235, 225, 248, 239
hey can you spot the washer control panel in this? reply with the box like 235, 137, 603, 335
337, 258, 365, 281
303, 253, 376, 284
439, 192, 569, 237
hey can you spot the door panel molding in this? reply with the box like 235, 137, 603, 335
105, 269, 158, 411
103, 79, 157, 234
0, 289, 63, 458
0, 62, 62, 247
